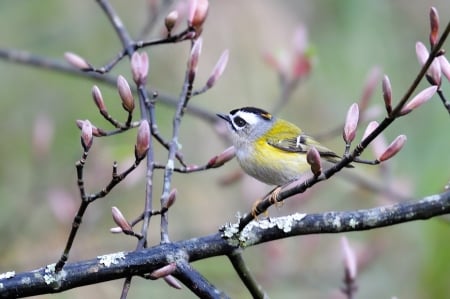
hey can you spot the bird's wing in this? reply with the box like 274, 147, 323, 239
267, 134, 342, 161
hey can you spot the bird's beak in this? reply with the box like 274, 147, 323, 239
216, 113, 231, 124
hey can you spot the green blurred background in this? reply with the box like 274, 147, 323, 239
0, 1, 449, 298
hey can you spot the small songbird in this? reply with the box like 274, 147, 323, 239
217, 106, 347, 186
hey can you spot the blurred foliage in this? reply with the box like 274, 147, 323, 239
0, 1, 449, 298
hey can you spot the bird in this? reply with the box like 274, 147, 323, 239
217, 106, 350, 215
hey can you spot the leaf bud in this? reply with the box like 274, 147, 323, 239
111, 206, 132, 232
131, 52, 149, 85
429, 7, 440, 48
206, 49, 229, 89
343, 103, 359, 144
377, 135, 407, 162
165, 11, 179, 33
92, 85, 107, 112
382, 75, 392, 116
135, 120, 150, 160
188, 0, 209, 33
400, 86, 437, 116
64, 52, 91, 70
149, 263, 177, 280
306, 147, 322, 176
341, 236, 357, 281
438, 55, 450, 83
117, 75, 135, 113
207, 146, 235, 168
80, 120, 93, 151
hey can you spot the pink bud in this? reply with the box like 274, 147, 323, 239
80, 120, 93, 151
438, 55, 450, 83
306, 147, 322, 176
382, 75, 392, 115
429, 7, 440, 48
110, 227, 123, 234
64, 52, 91, 70
362, 121, 379, 141
291, 55, 311, 81
165, 11, 179, 33
135, 120, 150, 159
188, 0, 209, 32
377, 135, 407, 162
428, 58, 442, 86
92, 85, 107, 112
292, 25, 308, 54
149, 263, 177, 279
343, 103, 359, 144
131, 52, 149, 85
111, 206, 132, 232
359, 67, 381, 112
415, 42, 429, 66
207, 146, 236, 168
341, 237, 357, 281
400, 86, 437, 115
117, 75, 135, 113
32, 114, 54, 159
188, 37, 203, 82
206, 49, 229, 89
163, 275, 182, 289
370, 132, 387, 161
163, 189, 177, 209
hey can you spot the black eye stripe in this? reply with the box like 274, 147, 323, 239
234, 116, 247, 127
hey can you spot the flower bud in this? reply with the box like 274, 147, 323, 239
149, 263, 177, 280
429, 7, 440, 48
438, 55, 450, 83
32, 114, 54, 159
343, 103, 359, 144
362, 121, 379, 142
135, 120, 150, 160
306, 147, 322, 176
165, 11, 179, 33
428, 58, 442, 86
206, 49, 229, 89
188, 37, 203, 82
382, 75, 392, 116
415, 42, 429, 67
80, 120, 93, 151
400, 86, 437, 116
110, 227, 123, 234
414, 41, 441, 86
131, 52, 149, 85
163, 189, 177, 210
188, 0, 209, 33
92, 85, 107, 112
359, 67, 381, 112
377, 135, 407, 162
117, 75, 135, 113
207, 146, 235, 168
341, 236, 357, 281
111, 206, 132, 232
64, 52, 91, 70
163, 275, 182, 289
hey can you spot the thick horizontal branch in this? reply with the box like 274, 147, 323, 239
1, 190, 449, 298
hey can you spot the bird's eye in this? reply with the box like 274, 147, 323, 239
234, 116, 247, 128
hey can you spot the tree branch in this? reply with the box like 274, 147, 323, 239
2, 190, 449, 298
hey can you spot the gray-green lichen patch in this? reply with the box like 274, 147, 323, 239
97, 252, 126, 267
221, 213, 307, 247
43, 263, 66, 289
0, 271, 15, 280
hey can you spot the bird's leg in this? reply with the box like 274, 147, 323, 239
269, 186, 283, 208
251, 185, 281, 218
